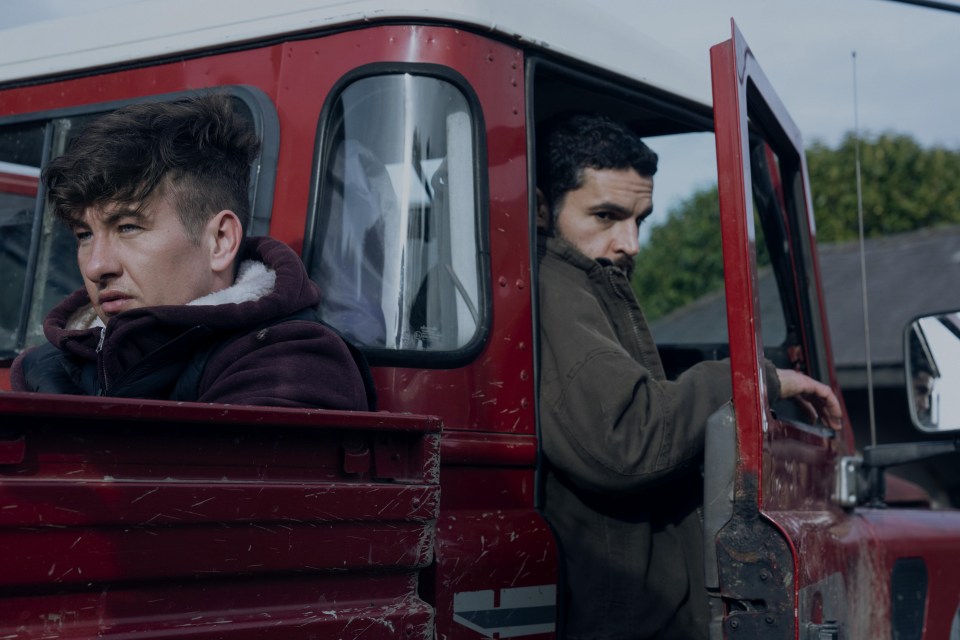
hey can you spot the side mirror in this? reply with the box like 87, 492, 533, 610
905, 311, 960, 432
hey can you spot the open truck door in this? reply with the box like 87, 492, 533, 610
707, 20, 960, 640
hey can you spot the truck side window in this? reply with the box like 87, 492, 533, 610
309, 74, 482, 356
0, 125, 44, 352
0, 119, 86, 358
635, 132, 788, 358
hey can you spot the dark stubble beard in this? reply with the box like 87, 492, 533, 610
614, 254, 636, 279
554, 225, 637, 279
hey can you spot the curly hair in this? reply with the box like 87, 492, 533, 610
43, 93, 260, 242
537, 113, 658, 217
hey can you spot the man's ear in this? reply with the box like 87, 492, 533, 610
536, 188, 552, 233
207, 210, 243, 277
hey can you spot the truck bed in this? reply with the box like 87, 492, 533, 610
0, 393, 441, 639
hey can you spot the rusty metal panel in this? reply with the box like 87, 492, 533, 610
0, 392, 440, 638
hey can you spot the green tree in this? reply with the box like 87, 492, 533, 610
633, 132, 960, 320
809, 132, 960, 241
633, 187, 723, 320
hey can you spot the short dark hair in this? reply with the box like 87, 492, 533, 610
43, 93, 260, 241
537, 113, 658, 215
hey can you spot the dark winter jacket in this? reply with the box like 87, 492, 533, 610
538, 236, 779, 640
11, 237, 369, 410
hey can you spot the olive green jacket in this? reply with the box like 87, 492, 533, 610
538, 236, 779, 639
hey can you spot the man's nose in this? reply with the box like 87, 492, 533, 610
81, 235, 121, 285
613, 220, 640, 257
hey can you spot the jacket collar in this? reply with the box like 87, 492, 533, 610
187, 259, 276, 307
539, 234, 631, 278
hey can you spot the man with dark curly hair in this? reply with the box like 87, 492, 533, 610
536, 114, 841, 639
12, 95, 371, 410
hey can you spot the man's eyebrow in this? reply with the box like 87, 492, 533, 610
588, 202, 634, 217
99, 206, 147, 226
588, 202, 654, 220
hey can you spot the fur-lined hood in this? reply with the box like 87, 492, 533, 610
65, 259, 279, 332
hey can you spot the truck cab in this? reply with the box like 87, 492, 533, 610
1, 2, 958, 638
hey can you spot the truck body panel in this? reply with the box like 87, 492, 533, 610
1, 4, 958, 638
0, 393, 440, 638
710, 22, 960, 639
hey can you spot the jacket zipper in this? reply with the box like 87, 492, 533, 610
96, 326, 109, 395
603, 266, 651, 372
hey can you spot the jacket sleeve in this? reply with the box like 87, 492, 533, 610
8, 349, 30, 392
540, 293, 785, 495
535, 248, 786, 494
196, 320, 369, 410
9, 343, 89, 395
540, 330, 734, 494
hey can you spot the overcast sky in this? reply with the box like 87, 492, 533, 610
4, 0, 958, 220
605, 0, 960, 222
611, 0, 960, 149
4, 0, 958, 147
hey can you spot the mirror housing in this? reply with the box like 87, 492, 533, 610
905, 311, 960, 432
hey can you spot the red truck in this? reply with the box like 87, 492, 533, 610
1, 3, 958, 638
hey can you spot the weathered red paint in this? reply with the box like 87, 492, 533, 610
711, 33, 769, 482
4, 13, 959, 639
0, 391, 440, 638
0, 23, 551, 639
712, 22, 960, 639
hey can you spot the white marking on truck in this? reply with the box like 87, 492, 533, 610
454, 585, 556, 638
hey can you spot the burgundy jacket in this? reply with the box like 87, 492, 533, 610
12, 237, 370, 410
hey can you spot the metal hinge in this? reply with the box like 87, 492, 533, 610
805, 620, 842, 639
835, 455, 863, 508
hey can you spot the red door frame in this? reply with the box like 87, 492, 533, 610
711, 21, 960, 639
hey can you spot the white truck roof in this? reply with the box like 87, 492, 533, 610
0, 0, 711, 105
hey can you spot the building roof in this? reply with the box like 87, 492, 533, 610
0, 0, 709, 106
819, 224, 960, 368
651, 224, 960, 378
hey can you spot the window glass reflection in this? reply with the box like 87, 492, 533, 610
312, 75, 481, 353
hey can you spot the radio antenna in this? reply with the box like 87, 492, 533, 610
853, 51, 877, 448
